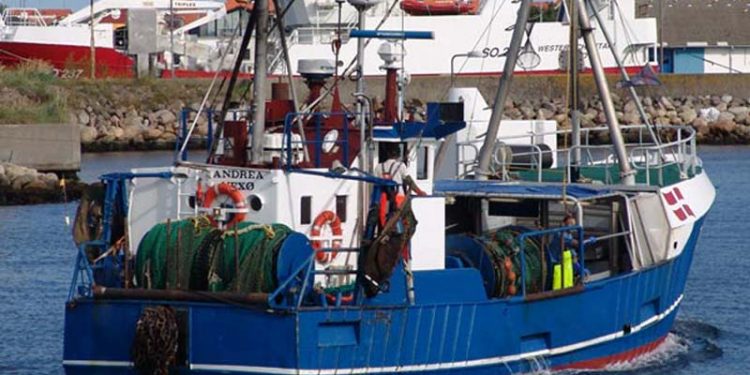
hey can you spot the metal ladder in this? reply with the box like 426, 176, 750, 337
175, 174, 200, 220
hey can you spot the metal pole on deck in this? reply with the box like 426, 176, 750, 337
590, 7, 663, 153
476, 0, 531, 181
170, 0, 175, 78
353, 5, 370, 253
569, 0, 581, 182
89, 0, 95, 79
574, 0, 634, 185
250, 0, 269, 163
355, 8, 367, 151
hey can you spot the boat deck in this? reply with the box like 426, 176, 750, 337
459, 124, 701, 188
515, 163, 701, 187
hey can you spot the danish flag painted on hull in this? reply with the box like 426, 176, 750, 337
662, 187, 695, 222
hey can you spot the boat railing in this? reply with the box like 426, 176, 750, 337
567, 124, 698, 185
457, 140, 553, 180
282, 111, 353, 169
286, 25, 354, 46
268, 247, 360, 309
1, 8, 47, 27
456, 142, 480, 178
176, 107, 216, 161
458, 124, 699, 186
627, 126, 698, 186
68, 172, 178, 302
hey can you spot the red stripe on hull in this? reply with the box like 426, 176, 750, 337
414, 66, 647, 78
0, 41, 134, 77
557, 335, 669, 371
163, 69, 254, 80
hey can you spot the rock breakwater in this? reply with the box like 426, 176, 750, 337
0, 163, 85, 205
74, 92, 750, 148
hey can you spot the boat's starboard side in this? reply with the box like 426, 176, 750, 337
63, 211, 707, 374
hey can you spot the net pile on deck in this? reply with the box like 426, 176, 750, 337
481, 227, 546, 298
135, 217, 292, 293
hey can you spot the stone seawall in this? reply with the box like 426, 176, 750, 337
2, 74, 749, 150
70, 75, 750, 148
0, 162, 85, 205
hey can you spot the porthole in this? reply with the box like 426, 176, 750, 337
248, 195, 263, 211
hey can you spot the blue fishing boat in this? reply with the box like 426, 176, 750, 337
62, 0, 715, 374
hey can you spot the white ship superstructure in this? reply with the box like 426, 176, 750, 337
273, 0, 657, 76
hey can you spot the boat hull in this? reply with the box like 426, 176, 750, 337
63, 216, 704, 374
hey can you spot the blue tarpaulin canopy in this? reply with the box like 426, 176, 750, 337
434, 180, 613, 199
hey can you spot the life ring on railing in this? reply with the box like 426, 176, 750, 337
310, 210, 343, 263
202, 182, 247, 227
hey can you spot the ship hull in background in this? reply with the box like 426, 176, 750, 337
0, 41, 134, 78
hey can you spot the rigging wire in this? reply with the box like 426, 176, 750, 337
176, 20, 242, 160
208, 6, 259, 162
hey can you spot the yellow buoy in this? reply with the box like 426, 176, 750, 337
563, 250, 574, 288
552, 264, 562, 290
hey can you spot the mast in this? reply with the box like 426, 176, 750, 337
568, 0, 580, 181
574, 0, 634, 185
590, 6, 663, 152
476, 0, 532, 181
250, 0, 270, 163
354, 4, 368, 171
208, 9, 257, 162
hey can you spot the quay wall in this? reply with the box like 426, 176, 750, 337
0, 124, 80, 172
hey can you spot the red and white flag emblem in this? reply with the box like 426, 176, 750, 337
663, 187, 694, 221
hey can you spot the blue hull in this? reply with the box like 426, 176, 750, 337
63, 219, 704, 374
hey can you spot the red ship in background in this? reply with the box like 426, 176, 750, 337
0, 0, 657, 79
0, 0, 261, 78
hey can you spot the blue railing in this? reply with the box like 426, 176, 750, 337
177, 108, 215, 161
267, 247, 361, 309
67, 172, 176, 302
267, 183, 399, 309
282, 111, 353, 169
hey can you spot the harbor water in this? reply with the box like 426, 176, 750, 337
0, 147, 748, 374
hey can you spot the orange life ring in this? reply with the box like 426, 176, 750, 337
202, 182, 247, 228
310, 210, 343, 263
